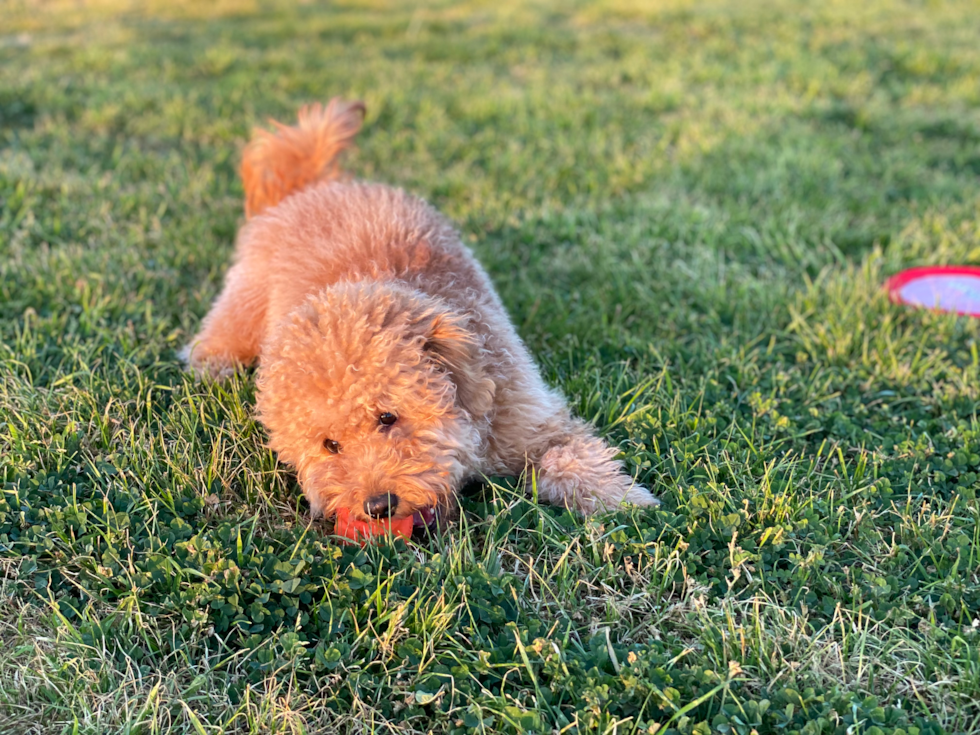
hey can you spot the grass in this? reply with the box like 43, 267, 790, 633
2, 0, 980, 732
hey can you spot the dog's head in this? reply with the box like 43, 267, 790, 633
256, 281, 494, 529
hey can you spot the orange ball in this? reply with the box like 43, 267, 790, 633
333, 506, 414, 545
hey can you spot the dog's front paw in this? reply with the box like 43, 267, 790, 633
179, 342, 241, 380
536, 435, 659, 515
619, 482, 660, 509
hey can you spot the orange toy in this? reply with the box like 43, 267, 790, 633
333, 506, 414, 545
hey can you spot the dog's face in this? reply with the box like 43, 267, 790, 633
256, 281, 494, 527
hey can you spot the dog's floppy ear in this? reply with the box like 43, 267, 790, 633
421, 312, 496, 418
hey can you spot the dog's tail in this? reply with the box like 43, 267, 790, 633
241, 98, 366, 219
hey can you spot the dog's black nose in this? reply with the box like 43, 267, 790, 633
364, 493, 399, 519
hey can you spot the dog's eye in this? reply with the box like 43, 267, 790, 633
379, 412, 398, 426
323, 438, 341, 454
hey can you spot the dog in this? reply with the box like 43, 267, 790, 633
182, 98, 658, 533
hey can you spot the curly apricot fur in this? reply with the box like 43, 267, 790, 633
183, 98, 658, 522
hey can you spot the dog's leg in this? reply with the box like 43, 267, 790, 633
180, 262, 267, 378
532, 420, 659, 514
488, 375, 659, 514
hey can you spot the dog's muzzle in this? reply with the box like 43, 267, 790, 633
364, 493, 398, 519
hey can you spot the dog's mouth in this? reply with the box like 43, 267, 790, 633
412, 508, 445, 542
331, 505, 441, 545
412, 507, 437, 528
411, 506, 439, 540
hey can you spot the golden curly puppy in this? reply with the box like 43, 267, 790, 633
183, 99, 658, 532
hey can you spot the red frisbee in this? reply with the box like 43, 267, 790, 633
886, 266, 980, 318
333, 506, 414, 545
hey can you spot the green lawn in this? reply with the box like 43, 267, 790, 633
2, 0, 980, 732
